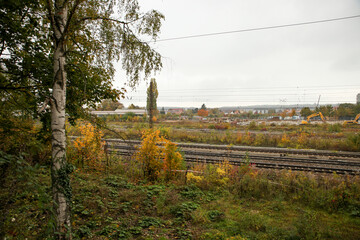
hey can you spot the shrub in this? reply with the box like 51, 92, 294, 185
136, 130, 163, 180
278, 134, 291, 148
248, 121, 257, 130
69, 122, 105, 171
135, 129, 184, 181
328, 123, 342, 133
214, 123, 229, 130
254, 133, 266, 146
159, 126, 171, 138
242, 132, 254, 145
346, 134, 360, 151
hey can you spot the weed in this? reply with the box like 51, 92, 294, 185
346, 133, 360, 151
200, 229, 226, 240
104, 175, 133, 189
170, 202, 199, 220
207, 210, 225, 222
328, 123, 342, 133
294, 211, 323, 239
138, 216, 163, 228
173, 227, 192, 240
76, 225, 92, 238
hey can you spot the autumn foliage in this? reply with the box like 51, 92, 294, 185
197, 109, 209, 117
136, 129, 183, 181
69, 122, 106, 171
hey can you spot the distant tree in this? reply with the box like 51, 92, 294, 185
319, 105, 333, 117
160, 107, 165, 115
197, 109, 209, 117
121, 112, 136, 121
355, 104, 360, 115
128, 104, 141, 109
97, 99, 124, 111
245, 111, 254, 119
268, 109, 276, 115
184, 109, 194, 117
192, 108, 199, 114
336, 103, 355, 119
289, 109, 296, 117
147, 78, 158, 128
300, 107, 313, 117
201, 103, 207, 110
209, 108, 221, 117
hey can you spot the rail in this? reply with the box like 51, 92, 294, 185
104, 139, 360, 175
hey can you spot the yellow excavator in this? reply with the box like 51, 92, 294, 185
343, 113, 360, 125
300, 112, 326, 125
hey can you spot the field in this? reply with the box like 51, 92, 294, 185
103, 119, 360, 152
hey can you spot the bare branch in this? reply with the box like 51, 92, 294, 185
77, 16, 128, 25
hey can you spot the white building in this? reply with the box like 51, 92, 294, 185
91, 109, 146, 116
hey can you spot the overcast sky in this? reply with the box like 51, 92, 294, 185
114, 0, 360, 108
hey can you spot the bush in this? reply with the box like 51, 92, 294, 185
346, 134, 360, 151
68, 122, 105, 170
136, 129, 184, 181
248, 121, 257, 130
328, 123, 342, 133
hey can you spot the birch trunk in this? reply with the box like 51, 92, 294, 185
51, 0, 71, 238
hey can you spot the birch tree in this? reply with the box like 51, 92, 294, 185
46, 1, 163, 237
1, 0, 164, 238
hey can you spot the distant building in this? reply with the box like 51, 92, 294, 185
357, 93, 360, 104
253, 109, 269, 114
91, 109, 146, 116
167, 108, 184, 115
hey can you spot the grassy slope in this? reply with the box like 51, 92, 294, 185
3, 167, 360, 240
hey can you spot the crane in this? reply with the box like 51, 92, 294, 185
300, 112, 326, 125
343, 113, 360, 125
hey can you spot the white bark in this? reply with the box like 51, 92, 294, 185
51, 0, 71, 238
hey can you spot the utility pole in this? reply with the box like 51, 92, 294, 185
316, 95, 321, 109
315, 95, 321, 111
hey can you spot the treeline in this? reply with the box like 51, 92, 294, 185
301, 103, 360, 119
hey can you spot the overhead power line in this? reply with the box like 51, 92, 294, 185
153, 14, 360, 43
127, 84, 360, 93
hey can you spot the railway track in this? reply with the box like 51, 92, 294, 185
104, 139, 360, 175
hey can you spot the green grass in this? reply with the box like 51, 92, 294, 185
2, 164, 360, 239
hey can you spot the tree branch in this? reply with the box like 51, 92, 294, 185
77, 16, 128, 25
45, 0, 57, 34
0, 40, 6, 57
62, 0, 82, 39
0, 85, 35, 91
66, 34, 87, 60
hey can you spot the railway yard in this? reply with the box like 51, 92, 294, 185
106, 139, 360, 175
